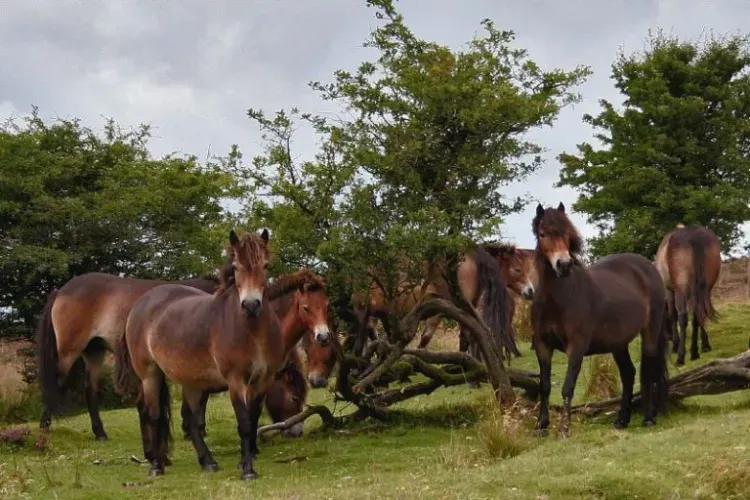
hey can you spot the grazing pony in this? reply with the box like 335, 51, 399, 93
352, 246, 517, 360
117, 229, 291, 480
177, 268, 332, 442
531, 203, 669, 437
654, 224, 721, 365
35, 272, 220, 441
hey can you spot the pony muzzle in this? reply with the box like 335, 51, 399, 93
241, 298, 262, 317
555, 258, 573, 277
314, 326, 331, 346
521, 283, 535, 300
281, 423, 304, 438
308, 371, 328, 388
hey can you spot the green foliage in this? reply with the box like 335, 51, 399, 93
247, 0, 590, 300
0, 108, 243, 334
559, 31, 750, 258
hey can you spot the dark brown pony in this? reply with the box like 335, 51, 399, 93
531, 203, 669, 437
177, 268, 333, 442
655, 224, 721, 365
352, 246, 517, 359
35, 272, 220, 441
116, 231, 331, 480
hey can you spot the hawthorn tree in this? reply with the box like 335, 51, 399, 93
559, 32, 750, 258
246, 0, 590, 406
0, 109, 243, 335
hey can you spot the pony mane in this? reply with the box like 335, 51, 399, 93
213, 232, 269, 297
267, 269, 325, 301
279, 347, 309, 399
532, 207, 584, 259
482, 241, 517, 258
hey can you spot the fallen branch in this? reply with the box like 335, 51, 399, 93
571, 350, 750, 415
257, 405, 337, 436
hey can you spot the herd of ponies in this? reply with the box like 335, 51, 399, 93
32, 203, 723, 480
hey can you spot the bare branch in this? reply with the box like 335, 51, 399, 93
257, 405, 336, 437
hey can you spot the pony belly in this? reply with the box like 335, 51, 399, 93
157, 356, 227, 392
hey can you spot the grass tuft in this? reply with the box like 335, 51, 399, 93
584, 354, 620, 401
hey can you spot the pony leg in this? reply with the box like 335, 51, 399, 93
141, 371, 171, 477
559, 346, 585, 439
82, 346, 108, 441
417, 316, 441, 349
247, 394, 266, 458
612, 349, 635, 429
700, 325, 712, 353
533, 337, 553, 436
690, 311, 701, 361
229, 383, 257, 481
183, 388, 218, 472
181, 391, 209, 440
674, 291, 688, 366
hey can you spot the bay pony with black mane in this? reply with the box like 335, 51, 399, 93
353, 245, 518, 360
177, 267, 332, 441
117, 229, 310, 480
35, 272, 219, 442
531, 203, 669, 437
655, 223, 721, 365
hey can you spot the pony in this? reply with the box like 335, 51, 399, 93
531, 203, 669, 437
177, 268, 333, 442
115, 230, 330, 480
35, 271, 220, 441
351, 246, 517, 360
654, 224, 721, 365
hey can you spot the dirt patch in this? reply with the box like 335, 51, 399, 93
0, 340, 32, 400
715, 256, 749, 304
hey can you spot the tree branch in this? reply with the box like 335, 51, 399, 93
257, 405, 336, 437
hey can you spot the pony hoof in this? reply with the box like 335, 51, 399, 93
702, 346, 712, 353
149, 468, 164, 478
95, 434, 109, 442
676, 358, 685, 367
643, 419, 656, 428
163, 456, 172, 467
690, 353, 700, 361
202, 463, 219, 472
613, 420, 629, 430
241, 471, 258, 481
534, 428, 549, 438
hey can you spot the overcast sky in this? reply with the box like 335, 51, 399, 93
2, 0, 748, 250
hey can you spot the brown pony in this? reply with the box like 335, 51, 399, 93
531, 203, 669, 437
352, 246, 517, 359
35, 272, 221, 441
418, 243, 536, 360
177, 268, 332, 442
654, 224, 721, 365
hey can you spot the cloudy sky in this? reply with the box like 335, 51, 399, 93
2, 0, 748, 250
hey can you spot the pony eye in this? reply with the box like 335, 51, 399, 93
302, 305, 310, 312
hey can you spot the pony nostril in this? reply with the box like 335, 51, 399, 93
242, 298, 262, 316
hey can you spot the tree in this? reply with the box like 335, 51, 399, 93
246, 0, 589, 406
0, 108, 243, 335
558, 31, 750, 258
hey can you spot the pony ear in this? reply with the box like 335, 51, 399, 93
557, 202, 565, 213
260, 228, 269, 243
536, 203, 545, 218
229, 230, 240, 246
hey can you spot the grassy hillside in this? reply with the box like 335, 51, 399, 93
2, 302, 750, 500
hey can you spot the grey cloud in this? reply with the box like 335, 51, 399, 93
1, 0, 748, 249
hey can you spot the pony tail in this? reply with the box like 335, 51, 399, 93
157, 375, 173, 451
114, 330, 139, 402
37, 290, 60, 429
690, 239, 719, 326
475, 246, 519, 360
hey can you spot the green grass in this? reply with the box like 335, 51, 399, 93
2, 303, 750, 500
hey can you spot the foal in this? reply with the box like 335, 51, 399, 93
531, 203, 669, 437
118, 229, 287, 480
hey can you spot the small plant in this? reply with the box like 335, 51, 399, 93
475, 399, 532, 460
584, 355, 620, 401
